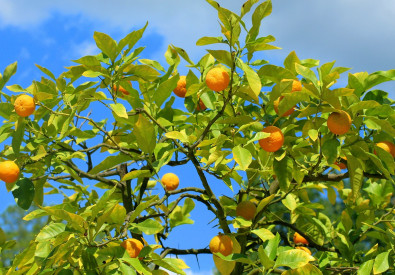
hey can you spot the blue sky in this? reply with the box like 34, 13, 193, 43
1, 0, 395, 273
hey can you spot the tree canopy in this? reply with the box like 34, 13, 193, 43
0, 0, 394, 274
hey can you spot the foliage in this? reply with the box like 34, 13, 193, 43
0, 0, 394, 274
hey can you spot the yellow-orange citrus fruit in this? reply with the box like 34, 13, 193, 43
235, 201, 257, 221
334, 157, 347, 170
205, 67, 230, 92
293, 232, 309, 245
295, 246, 312, 255
121, 238, 144, 258
173, 76, 187, 98
0, 161, 20, 184
209, 234, 233, 256
161, 173, 180, 191
14, 94, 35, 117
258, 126, 284, 152
327, 110, 352, 135
113, 84, 130, 96
375, 141, 395, 158
196, 99, 207, 111
280, 79, 302, 91
273, 96, 295, 117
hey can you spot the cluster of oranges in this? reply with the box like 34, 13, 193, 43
173, 67, 231, 111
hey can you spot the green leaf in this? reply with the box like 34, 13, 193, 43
241, 0, 260, 18
35, 64, 56, 80
41, 207, 86, 233
12, 178, 35, 210
131, 219, 164, 235
120, 262, 137, 275
133, 114, 156, 154
89, 154, 131, 174
347, 155, 364, 201
232, 145, 252, 170
256, 194, 275, 213
165, 131, 189, 143
122, 170, 152, 181
238, 58, 262, 97
274, 249, 315, 269
247, 0, 272, 42
121, 258, 151, 275
281, 263, 323, 275
373, 251, 390, 274
118, 22, 148, 51
93, 31, 117, 61
358, 259, 374, 275
207, 50, 233, 68
128, 196, 159, 223
322, 138, 340, 164
12, 117, 25, 155
110, 103, 128, 119
127, 64, 160, 81
196, 36, 223, 46
0, 228, 6, 245
257, 64, 295, 83
273, 155, 293, 191
258, 245, 274, 270
0, 62, 17, 89
295, 63, 318, 88
251, 228, 275, 242
0, 102, 14, 119
155, 75, 179, 107
91, 186, 117, 218
36, 223, 66, 242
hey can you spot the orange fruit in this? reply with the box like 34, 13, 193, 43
293, 232, 309, 245
14, 94, 35, 117
295, 246, 312, 255
327, 110, 352, 135
161, 173, 179, 191
196, 99, 207, 111
121, 238, 144, 258
258, 126, 284, 152
375, 141, 395, 158
173, 76, 187, 98
334, 157, 347, 170
209, 234, 233, 256
235, 201, 257, 221
0, 161, 20, 184
205, 67, 230, 92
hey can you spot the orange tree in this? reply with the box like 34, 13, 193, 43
0, 0, 394, 274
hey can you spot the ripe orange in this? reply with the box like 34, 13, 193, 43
334, 157, 347, 170
161, 173, 180, 191
205, 67, 230, 92
14, 94, 35, 117
327, 110, 352, 135
0, 161, 20, 184
293, 232, 309, 245
295, 246, 312, 255
196, 99, 207, 111
209, 234, 233, 256
258, 126, 284, 152
173, 76, 187, 98
121, 238, 144, 258
235, 201, 257, 221
375, 141, 395, 158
